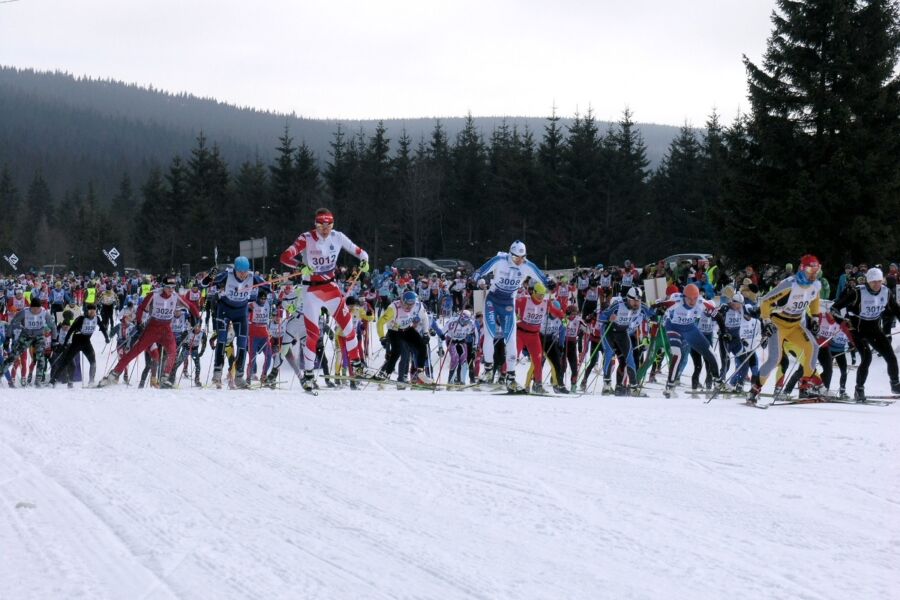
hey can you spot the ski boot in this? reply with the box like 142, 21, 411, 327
601, 380, 614, 395
325, 378, 337, 388
531, 383, 547, 395
160, 378, 174, 389
264, 368, 279, 389
648, 373, 657, 384
505, 373, 521, 393
233, 374, 250, 389
691, 380, 701, 392
194, 376, 202, 387
372, 369, 388, 382
854, 385, 866, 403
838, 387, 848, 400
579, 380, 588, 393
628, 385, 647, 397
351, 360, 366, 379
615, 384, 628, 397
478, 364, 494, 385
98, 371, 121, 388
414, 369, 433, 385
801, 376, 829, 400
211, 368, 223, 389
570, 382, 577, 393
772, 385, 788, 402
746, 384, 762, 406
891, 381, 900, 395
396, 377, 408, 390
301, 370, 316, 392
663, 382, 675, 398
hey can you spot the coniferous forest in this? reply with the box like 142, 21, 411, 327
0, 0, 897, 275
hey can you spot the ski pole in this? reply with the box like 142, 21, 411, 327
705, 334, 769, 403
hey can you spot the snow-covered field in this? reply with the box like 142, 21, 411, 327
1, 339, 898, 599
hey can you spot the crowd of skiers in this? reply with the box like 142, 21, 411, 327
1, 209, 898, 405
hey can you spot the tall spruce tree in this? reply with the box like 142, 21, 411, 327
608, 108, 651, 262
651, 125, 706, 256
19, 171, 54, 256
268, 125, 297, 252
109, 173, 135, 259
451, 114, 489, 253
739, 0, 900, 267
134, 167, 168, 269
562, 108, 603, 264
0, 165, 20, 249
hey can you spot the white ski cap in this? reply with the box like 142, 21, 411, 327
509, 240, 527, 257
731, 292, 744, 304
866, 267, 883, 283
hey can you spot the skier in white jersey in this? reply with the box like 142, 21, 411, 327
472, 240, 548, 389
280, 208, 370, 391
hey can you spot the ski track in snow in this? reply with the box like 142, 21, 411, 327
0, 342, 898, 599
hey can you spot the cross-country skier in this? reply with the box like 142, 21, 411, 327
473, 241, 548, 392
657, 283, 723, 397
1, 296, 56, 387
98, 276, 200, 388
747, 255, 826, 405
49, 302, 109, 386
831, 267, 900, 401
200, 257, 270, 388
279, 208, 369, 391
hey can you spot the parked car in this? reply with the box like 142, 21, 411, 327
663, 253, 713, 268
391, 257, 451, 277
433, 259, 475, 275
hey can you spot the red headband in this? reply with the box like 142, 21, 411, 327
315, 213, 334, 225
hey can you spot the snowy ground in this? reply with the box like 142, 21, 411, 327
1, 336, 898, 599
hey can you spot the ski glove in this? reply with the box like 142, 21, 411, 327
761, 321, 775, 338
721, 331, 733, 343
380, 336, 389, 349
359, 260, 370, 274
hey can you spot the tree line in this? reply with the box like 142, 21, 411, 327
0, 0, 896, 277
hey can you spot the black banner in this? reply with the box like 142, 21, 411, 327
2, 248, 21, 272
102, 243, 124, 270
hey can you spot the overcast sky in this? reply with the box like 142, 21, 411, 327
0, 0, 776, 126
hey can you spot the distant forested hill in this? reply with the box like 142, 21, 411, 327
0, 66, 680, 199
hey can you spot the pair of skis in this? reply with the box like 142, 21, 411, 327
744, 395, 897, 409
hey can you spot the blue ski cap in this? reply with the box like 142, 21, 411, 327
234, 256, 251, 273
402, 290, 418, 304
